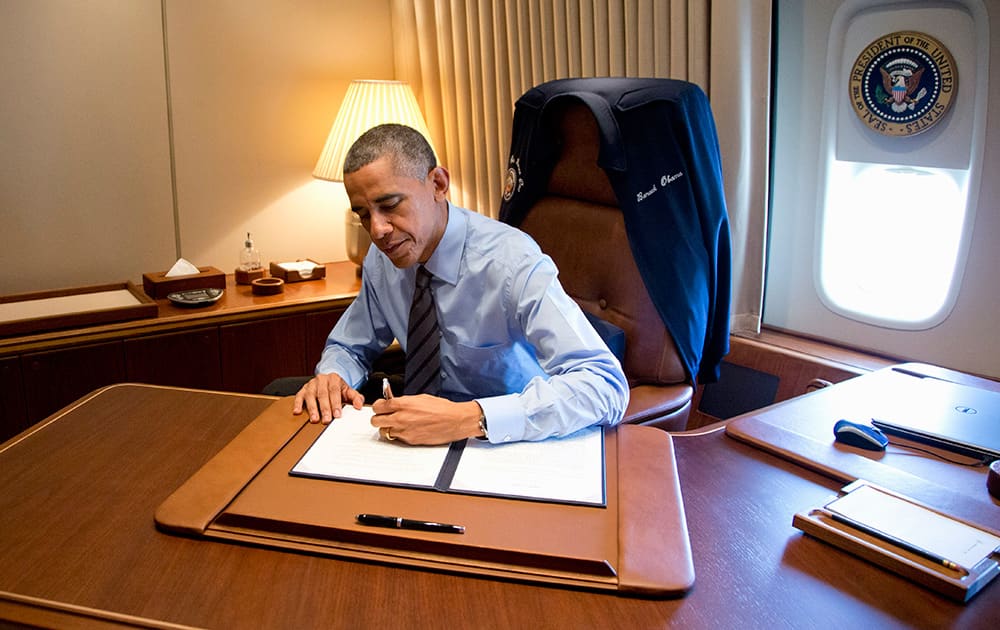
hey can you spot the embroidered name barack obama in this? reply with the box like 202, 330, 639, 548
636, 171, 684, 203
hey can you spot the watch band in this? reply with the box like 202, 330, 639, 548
477, 411, 489, 440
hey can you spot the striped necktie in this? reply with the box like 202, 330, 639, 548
404, 265, 441, 395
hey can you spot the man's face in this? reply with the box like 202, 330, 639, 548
345, 156, 449, 269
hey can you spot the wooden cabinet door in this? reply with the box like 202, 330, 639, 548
305, 308, 347, 370
22, 341, 125, 425
220, 315, 308, 394
125, 327, 221, 390
0, 356, 27, 442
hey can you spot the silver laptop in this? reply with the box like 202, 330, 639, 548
871, 370, 1000, 461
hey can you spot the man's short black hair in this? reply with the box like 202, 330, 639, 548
343, 123, 436, 180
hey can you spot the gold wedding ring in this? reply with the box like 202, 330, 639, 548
382, 428, 396, 441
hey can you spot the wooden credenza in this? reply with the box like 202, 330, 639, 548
0, 262, 361, 441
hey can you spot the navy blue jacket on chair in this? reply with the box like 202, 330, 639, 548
499, 77, 731, 384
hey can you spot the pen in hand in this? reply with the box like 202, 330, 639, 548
378, 377, 398, 442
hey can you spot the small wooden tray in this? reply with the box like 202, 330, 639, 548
142, 266, 226, 299
793, 480, 1000, 603
0, 282, 157, 337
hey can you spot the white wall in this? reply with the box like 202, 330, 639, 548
0, 0, 394, 295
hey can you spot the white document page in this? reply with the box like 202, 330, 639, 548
291, 406, 450, 488
448, 425, 605, 506
826, 484, 1000, 571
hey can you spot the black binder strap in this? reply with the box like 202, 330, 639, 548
434, 439, 468, 491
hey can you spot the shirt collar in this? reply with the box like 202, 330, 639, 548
421, 202, 464, 287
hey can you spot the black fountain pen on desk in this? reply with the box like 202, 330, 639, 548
356, 513, 466, 534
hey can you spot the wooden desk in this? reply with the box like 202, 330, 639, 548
0, 262, 360, 441
1, 371, 997, 628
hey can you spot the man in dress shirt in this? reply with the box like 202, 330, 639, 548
293, 124, 628, 445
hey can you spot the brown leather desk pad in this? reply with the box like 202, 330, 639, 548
156, 397, 695, 597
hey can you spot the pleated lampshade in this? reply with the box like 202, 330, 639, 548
312, 80, 433, 182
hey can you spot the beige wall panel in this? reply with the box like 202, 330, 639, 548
166, 0, 394, 273
0, 0, 175, 294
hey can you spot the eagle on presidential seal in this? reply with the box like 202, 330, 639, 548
878, 60, 926, 113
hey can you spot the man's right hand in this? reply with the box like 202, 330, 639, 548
292, 373, 364, 424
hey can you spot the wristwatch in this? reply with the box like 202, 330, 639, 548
477, 409, 489, 440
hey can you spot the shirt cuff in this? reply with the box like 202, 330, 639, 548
476, 394, 523, 443
315, 353, 366, 390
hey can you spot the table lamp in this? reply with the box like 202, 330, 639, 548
312, 80, 434, 274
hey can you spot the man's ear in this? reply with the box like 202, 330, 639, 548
428, 166, 450, 200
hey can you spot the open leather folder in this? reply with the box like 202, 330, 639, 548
155, 397, 695, 597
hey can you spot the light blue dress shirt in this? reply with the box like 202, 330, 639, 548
316, 203, 629, 442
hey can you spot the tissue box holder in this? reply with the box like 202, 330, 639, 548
142, 266, 226, 299
269, 260, 326, 283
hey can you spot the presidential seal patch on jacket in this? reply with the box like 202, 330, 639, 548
848, 30, 957, 137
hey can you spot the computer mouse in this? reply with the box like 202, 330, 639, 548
833, 419, 889, 451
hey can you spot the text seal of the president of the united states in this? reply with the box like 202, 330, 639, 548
848, 30, 957, 138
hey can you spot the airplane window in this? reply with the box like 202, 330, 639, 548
818, 161, 966, 329
765, 0, 992, 377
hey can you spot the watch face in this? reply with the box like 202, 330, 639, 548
167, 288, 224, 306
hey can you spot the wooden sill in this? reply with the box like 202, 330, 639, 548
741, 326, 899, 374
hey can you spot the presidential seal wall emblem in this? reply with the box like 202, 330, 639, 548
848, 31, 957, 137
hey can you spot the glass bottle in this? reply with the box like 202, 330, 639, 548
239, 232, 262, 271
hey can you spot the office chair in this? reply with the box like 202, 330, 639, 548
500, 78, 731, 430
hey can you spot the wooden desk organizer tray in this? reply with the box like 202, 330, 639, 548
794, 480, 1000, 602
269, 260, 326, 283
155, 397, 695, 597
0, 282, 157, 337
142, 266, 226, 299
